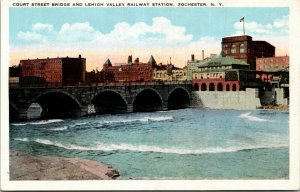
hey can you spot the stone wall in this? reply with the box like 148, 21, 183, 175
192, 88, 261, 110
260, 88, 289, 106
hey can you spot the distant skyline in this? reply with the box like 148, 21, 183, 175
10, 7, 289, 71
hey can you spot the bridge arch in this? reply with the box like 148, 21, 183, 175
133, 88, 163, 112
167, 87, 190, 110
91, 90, 128, 114
32, 91, 82, 119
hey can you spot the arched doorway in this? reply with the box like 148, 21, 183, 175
201, 83, 207, 91
232, 84, 237, 91
209, 83, 215, 91
226, 84, 230, 91
217, 83, 223, 91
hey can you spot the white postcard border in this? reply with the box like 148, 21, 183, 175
1, 0, 299, 190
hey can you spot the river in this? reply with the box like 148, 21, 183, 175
10, 108, 289, 179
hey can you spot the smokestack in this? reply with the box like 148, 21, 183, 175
202, 50, 204, 60
134, 57, 139, 64
191, 54, 195, 62
128, 55, 132, 64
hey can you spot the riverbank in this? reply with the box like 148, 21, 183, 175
10, 151, 120, 180
261, 105, 289, 111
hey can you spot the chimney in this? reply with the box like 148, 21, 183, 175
191, 54, 195, 62
128, 55, 132, 64
202, 50, 204, 60
79, 54, 81, 59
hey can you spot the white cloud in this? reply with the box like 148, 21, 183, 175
13, 15, 289, 69
232, 15, 289, 57
58, 22, 103, 42
273, 15, 289, 28
32, 23, 53, 32
233, 15, 289, 36
17, 17, 193, 48
17, 31, 45, 41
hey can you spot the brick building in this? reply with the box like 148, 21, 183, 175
102, 55, 155, 82
192, 52, 258, 91
256, 56, 289, 72
222, 35, 275, 70
256, 55, 289, 82
20, 55, 86, 84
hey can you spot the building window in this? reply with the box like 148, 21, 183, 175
240, 43, 245, 53
231, 44, 237, 54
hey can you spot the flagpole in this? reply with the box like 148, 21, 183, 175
240, 17, 245, 35
243, 19, 245, 35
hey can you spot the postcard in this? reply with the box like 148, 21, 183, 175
1, 0, 299, 190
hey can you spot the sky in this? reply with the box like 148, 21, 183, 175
10, 7, 289, 71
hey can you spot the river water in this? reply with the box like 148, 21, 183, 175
10, 108, 289, 179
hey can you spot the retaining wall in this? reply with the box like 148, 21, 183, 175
192, 88, 261, 110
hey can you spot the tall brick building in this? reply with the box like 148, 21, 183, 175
256, 55, 289, 82
20, 55, 86, 84
102, 55, 155, 82
222, 35, 275, 70
256, 56, 289, 72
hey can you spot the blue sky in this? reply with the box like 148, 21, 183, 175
9, 7, 289, 70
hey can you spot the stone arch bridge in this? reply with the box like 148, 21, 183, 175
9, 82, 192, 121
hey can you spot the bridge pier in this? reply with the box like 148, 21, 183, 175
162, 102, 168, 111
79, 105, 89, 117
17, 108, 28, 121
127, 104, 133, 113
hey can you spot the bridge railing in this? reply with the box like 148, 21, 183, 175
9, 80, 192, 88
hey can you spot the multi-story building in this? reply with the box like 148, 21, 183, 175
221, 35, 275, 70
153, 68, 188, 81
192, 52, 258, 91
20, 55, 86, 84
256, 56, 289, 72
153, 59, 187, 81
187, 53, 218, 80
102, 55, 155, 82
256, 55, 289, 86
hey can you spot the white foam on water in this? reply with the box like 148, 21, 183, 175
48, 126, 68, 131
11, 123, 27, 126
33, 138, 288, 155
102, 116, 173, 124
14, 138, 29, 142
34, 139, 91, 150
75, 122, 88, 126
239, 112, 270, 122
30, 119, 64, 125
143, 116, 173, 121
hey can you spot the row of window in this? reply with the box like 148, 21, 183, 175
193, 72, 224, 79
154, 72, 187, 77
223, 43, 246, 54
194, 82, 237, 91
257, 58, 289, 63
197, 66, 231, 71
